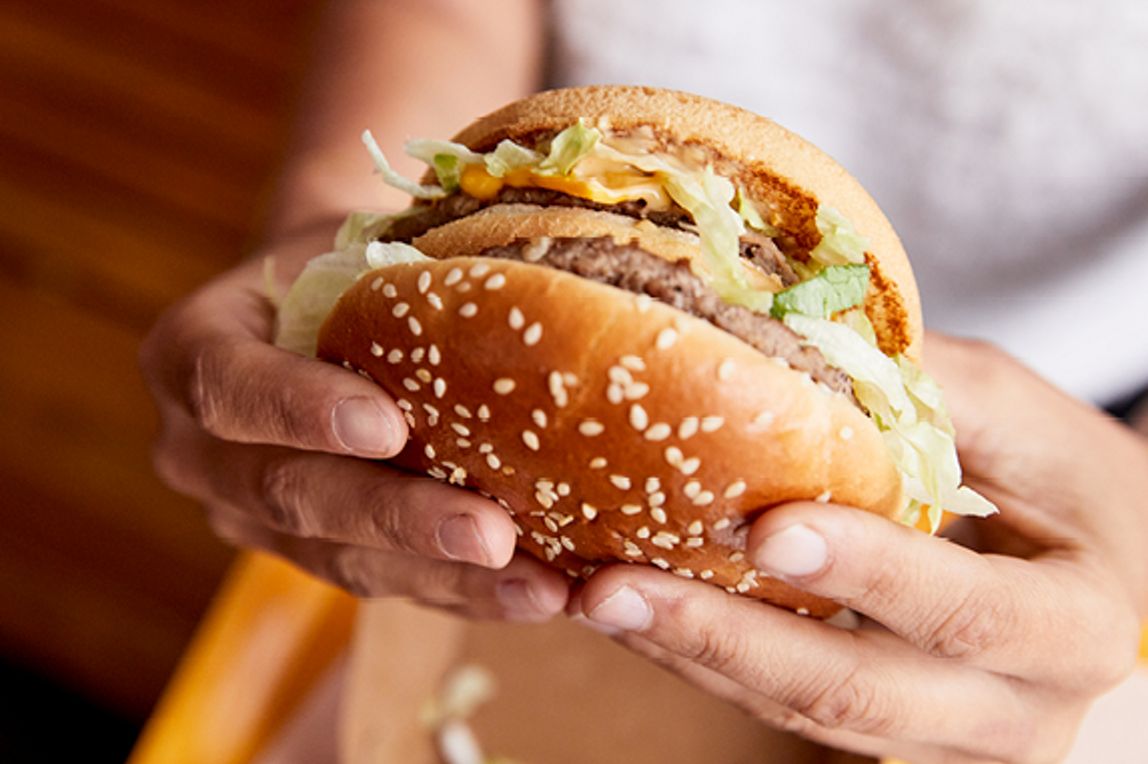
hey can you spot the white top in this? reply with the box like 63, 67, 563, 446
549, 0, 1148, 405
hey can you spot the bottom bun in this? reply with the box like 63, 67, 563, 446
319, 254, 901, 615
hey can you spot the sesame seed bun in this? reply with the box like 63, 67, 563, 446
318, 245, 902, 616
447, 85, 921, 359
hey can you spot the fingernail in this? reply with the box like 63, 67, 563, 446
437, 514, 492, 566
496, 579, 553, 622
753, 523, 828, 578
332, 397, 399, 455
587, 586, 652, 632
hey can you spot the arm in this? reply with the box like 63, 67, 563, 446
576, 335, 1148, 763
140, 0, 569, 621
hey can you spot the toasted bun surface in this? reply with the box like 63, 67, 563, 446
448, 85, 921, 358
319, 251, 902, 615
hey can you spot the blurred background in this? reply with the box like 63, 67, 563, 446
0, 0, 318, 758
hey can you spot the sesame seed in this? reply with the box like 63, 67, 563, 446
718, 358, 735, 381
589, 457, 608, 469
648, 491, 666, 507
664, 446, 684, 468
650, 507, 668, 524
680, 457, 701, 475
629, 404, 649, 431
426, 413, 440, 427
458, 302, 478, 318
713, 518, 732, 531
839, 426, 854, 441
410, 347, 426, 363
644, 423, 671, 441
403, 412, 417, 428
493, 378, 516, 395
635, 294, 653, 313
486, 453, 502, 470
387, 349, 404, 364
456, 438, 471, 449
636, 526, 651, 538
548, 371, 568, 408
624, 382, 650, 400
687, 520, 704, 536
651, 558, 671, 570
728, 551, 745, 563
683, 481, 701, 498
444, 267, 464, 286
816, 490, 833, 503
606, 383, 625, 405
417, 271, 432, 294
624, 541, 643, 557
382, 283, 398, 299
736, 582, 751, 594
560, 536, 576, 552
724, 480, 747, 499
456, 281, 472, 293
402, 378, 420, 392
686, 537, 705, 548
477, 405, 491, 421
692, 491, 715, 506
610, 475, 633, 491
422, 404, 439, 418
699, 569, 715, 580
484, 273, 507, 290
396, 399, 413, 412
651, 534, 678, 550
796, 607, 811, 617
370, 276, 384, 291
674, 568, 695, 579
534, 491, 555, 509
454, 404, 471, 418
748, 410, 776, 432
563, 372, 578, 387
508, 307, 525, 330
655, 327, 679, 350
424, 444, 436, 459
556, 482, 571, 497
370, 342, 383, 357
608, 366, 633, 386
581, 503, 598, 521
678, 417, 699, 439
469, 262, 490, 278
513, 522, 524, 537
523, 323, 543, 346
620, 355, 646, 372
449, 467, 467, 486
432, 378, 446, 398
544, 517, 559, 533
620, 504, 642, 516
700, 416, 724, 433
645, 477, 661, 494
408, 317, 423, 336
578, 419, 604, 437
428, 466, 448, 480
415, 368, 433, 383
451, 423, 471, 437
427, 292, 444, 310
522, 430, 540, 451
428, 345, 441, 365
392, 302, 410, 318
725, 586, 737, 594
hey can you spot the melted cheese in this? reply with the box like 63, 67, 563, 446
459, 164, 672, 209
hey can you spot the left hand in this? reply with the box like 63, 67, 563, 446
574, 335, 1148, 763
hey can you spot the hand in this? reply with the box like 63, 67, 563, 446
140, 223, 569, 621
575, 335, 1148, 763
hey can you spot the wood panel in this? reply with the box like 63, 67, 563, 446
0, 0, 317, 719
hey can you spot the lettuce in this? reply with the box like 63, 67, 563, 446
361, 130, 449, 200
771, 264, 870, 319
537, 119, 600, 175
484, 139, 543, 177
810, 206, 868, 266
274, 239, 431, 357
783, 314, 998, 531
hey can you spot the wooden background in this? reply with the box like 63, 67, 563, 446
0, 0, 318, 735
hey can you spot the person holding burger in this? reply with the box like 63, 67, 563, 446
140, 1, 1148, 761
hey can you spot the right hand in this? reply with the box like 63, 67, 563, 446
139, 225, 570, 621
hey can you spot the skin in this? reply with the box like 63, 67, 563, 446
140, 1, 1148, 760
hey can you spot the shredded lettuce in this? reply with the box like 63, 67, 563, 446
274, 239, 431, 357
362, 130, 448, 200
736, 188, 776, 235
810, 206, 869, 266
771, 264, 870, 319
484, 139, 543, 177
783, 314, 998, 531
335, 209, 422, 249
537, 119, 600, 175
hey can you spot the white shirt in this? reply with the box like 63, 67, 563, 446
550, 0, 1148, 404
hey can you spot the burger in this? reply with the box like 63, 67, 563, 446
275, 86, 995, 616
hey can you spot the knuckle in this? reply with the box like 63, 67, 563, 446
259, 456, 314, 537
187, 342, 228, 436
671, 600, 754, 678
790, 664, 890, 735
365, 479, 427, 555
326, 546, 376, 597
918, 587, 1006, 660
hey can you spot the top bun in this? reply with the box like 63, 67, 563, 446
449, 85, 921, 359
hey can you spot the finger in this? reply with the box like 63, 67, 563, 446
180, 432, 519, 568
141, 262, 407, 457
210, 506, 569, 622
576, 565, 1036, 759
745, 502, 1140, 686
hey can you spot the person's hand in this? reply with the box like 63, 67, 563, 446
575, 334, 1148, 763
140, 223, 569, 621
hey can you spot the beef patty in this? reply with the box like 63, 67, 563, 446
479, 236, 854, 400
